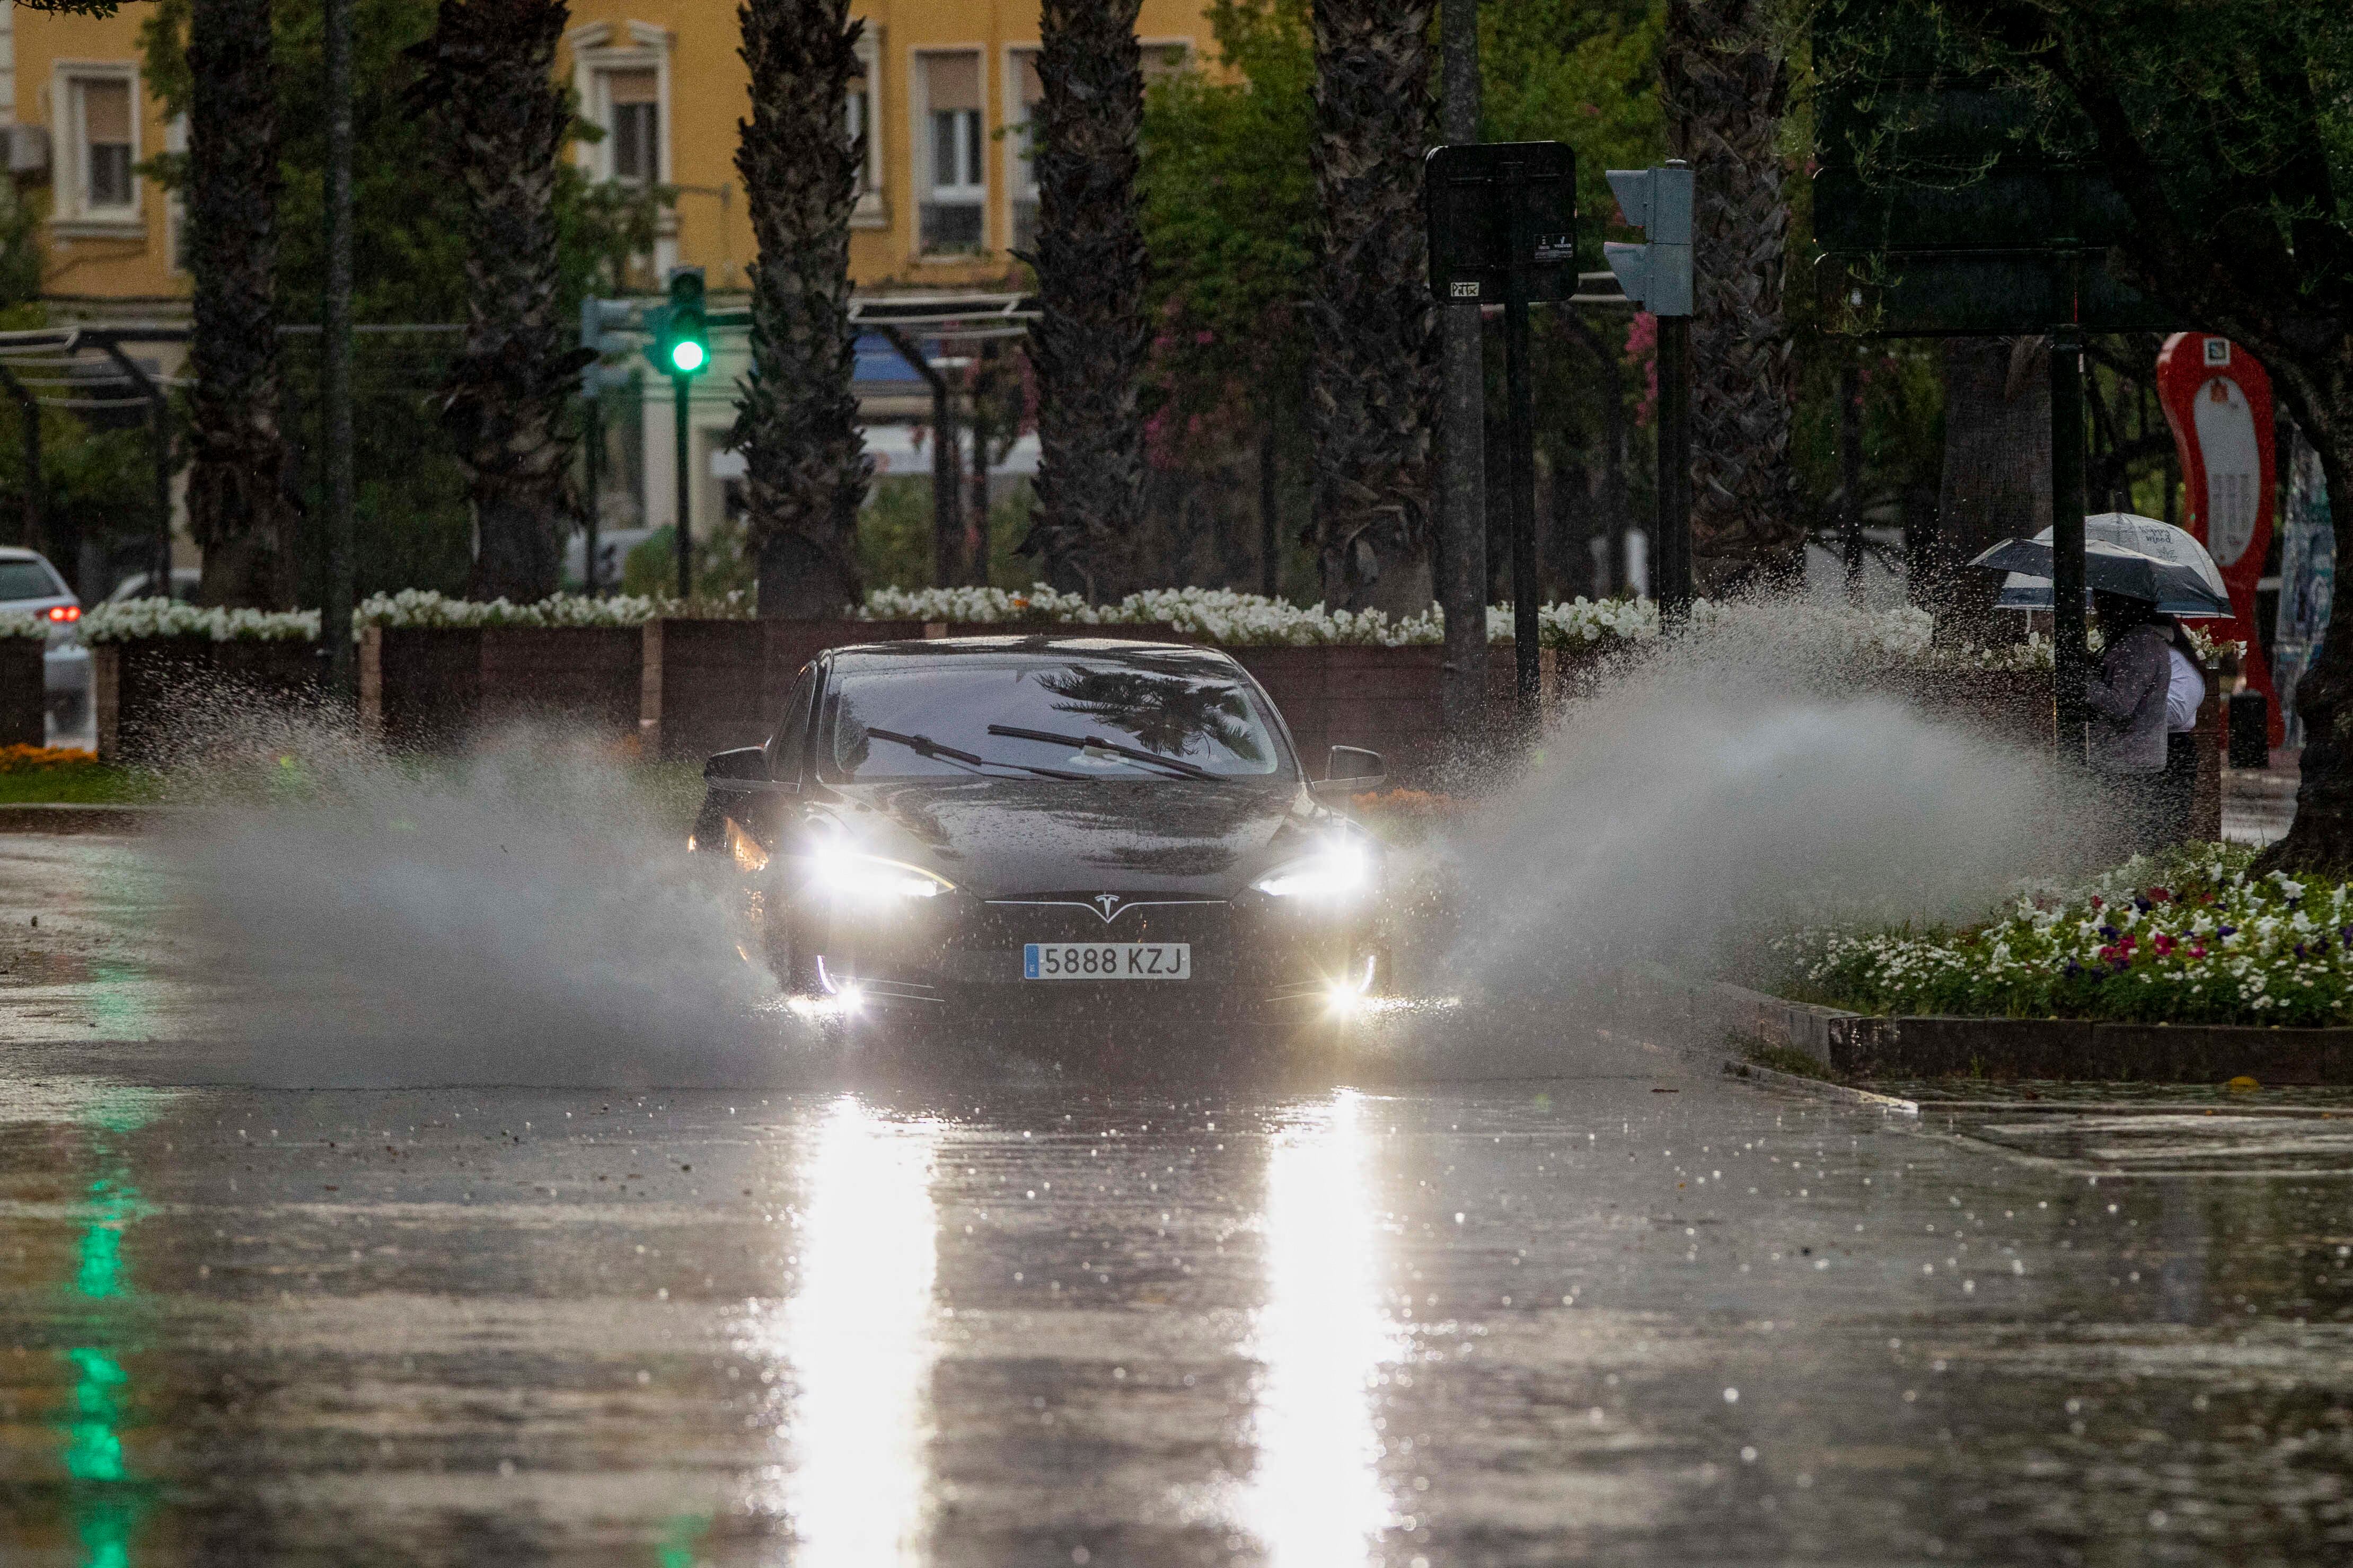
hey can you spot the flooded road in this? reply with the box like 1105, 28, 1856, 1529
4, 835, 2351, 1565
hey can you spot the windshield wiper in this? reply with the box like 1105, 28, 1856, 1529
985, 723, 1218, 780
862, 726, 1088, 782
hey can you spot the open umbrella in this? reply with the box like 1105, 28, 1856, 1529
1972, 512, 2233, 618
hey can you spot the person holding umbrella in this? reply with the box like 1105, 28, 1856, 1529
2083, 589, 2174, 853
1971, 514, 2235, 857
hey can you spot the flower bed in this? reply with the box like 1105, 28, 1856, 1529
82, 599, 320, 643
355, 588, 752, 630
1, 611, 45, 640
1781, 846, 2353, 1027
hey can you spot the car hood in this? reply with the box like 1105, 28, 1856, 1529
823, 777, 1337, 900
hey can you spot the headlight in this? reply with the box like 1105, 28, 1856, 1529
1252, 840, 1372, 901
810, 838, 954, 902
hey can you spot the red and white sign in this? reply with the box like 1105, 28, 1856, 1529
2155, 332, 2280, 743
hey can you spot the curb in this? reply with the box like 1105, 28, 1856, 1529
0, 803, 167, 834
1910, 1098, 2351, 1120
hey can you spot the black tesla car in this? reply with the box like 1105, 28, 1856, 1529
691, 635, 1389, 1038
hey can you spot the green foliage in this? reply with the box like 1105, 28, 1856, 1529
620, 517, 757, 602
136, 0, 667, 602
1479, 0, 1664, 262
853, 477, 935, 593
1137, 0, 1317, 477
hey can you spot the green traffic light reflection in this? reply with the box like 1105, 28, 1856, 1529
52, 1089, 161, 1566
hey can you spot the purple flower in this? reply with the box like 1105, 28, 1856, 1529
2296, 943, 2310, 959
2218, 925, 2237, 938
2098, 925, 2120, 941
2133, 896, 2153, 914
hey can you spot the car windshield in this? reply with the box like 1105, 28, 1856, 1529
0, 559, 66, 602
821, 653, 1287, 781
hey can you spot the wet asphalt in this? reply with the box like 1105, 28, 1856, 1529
4, 833, 2352, 1566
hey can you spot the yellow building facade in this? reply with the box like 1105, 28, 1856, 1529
6, 0, 1213, 309
4, 0, 1212, 560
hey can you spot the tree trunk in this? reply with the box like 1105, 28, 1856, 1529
186, 0, 299, 609
1019, 0, 1148, 603
1929, 336, 2051, 631
1308, 0, 1437, 617
736, 0, 870, 618
1662, 0, 1800, 593
415, 0, 588, 604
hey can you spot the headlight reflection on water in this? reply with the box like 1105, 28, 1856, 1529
1244, 1090, 1400, 1564
780, 1096, 940, 1564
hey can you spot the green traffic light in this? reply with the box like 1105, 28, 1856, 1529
669, 338, 707, 374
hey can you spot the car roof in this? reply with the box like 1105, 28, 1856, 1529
825, 634, 1244, 672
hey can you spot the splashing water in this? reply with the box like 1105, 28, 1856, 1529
1432, 600, 2077, 1005
152, 712, 798, 1088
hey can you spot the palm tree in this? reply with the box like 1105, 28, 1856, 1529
186, 0, 299, 608
734, 0, 871, 617
1020, 0, 1149, 601
1662, 0, 1802, 592
412, 0, 587, 603
1308, 0, 1437, 617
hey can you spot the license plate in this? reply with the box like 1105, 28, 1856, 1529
1023, 942, 1191, 980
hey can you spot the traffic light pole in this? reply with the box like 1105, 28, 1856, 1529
1656, 313, 1692, 621
1502, 163, 1540, 714
673, 374, 692, 600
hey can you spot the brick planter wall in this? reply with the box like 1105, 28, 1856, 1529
0, 639, 42, 747
360, 625, 641, 750
94, 638, 322, 765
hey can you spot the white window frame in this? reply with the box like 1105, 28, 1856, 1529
164, 112, 188, 273
51, 61, 143, 235
848, 28, 886, 228
567, 21, 673, 188
912, 46, 988, 256
1002, 45, 1041, 208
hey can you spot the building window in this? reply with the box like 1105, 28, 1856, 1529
588, 66, 663, 187
600, 66, 660, 183
74, 75, 135, 214
919, 51, 984, 253
1007, 49, 1042, 254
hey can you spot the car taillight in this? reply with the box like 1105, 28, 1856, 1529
46, 605, 78, 623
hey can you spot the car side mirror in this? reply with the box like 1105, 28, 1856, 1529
1311, 745, 1386, 800
704, 746, 795, 793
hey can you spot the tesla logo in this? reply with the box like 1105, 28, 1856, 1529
1092, 893, 1123, 919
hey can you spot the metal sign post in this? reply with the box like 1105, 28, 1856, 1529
1424, 140, 1576, 715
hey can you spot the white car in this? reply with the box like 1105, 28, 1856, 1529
0, 546, 89, 733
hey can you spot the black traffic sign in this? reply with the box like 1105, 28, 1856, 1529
1423, 141, 1578, 306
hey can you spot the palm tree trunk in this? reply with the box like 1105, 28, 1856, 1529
736, 0, 870, 617
186, 0, 298, 609
1663, 0, 1801, 592
1019, 0, 1149, 602
414, 0, 586, 604
1308, 0, 1437, 617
